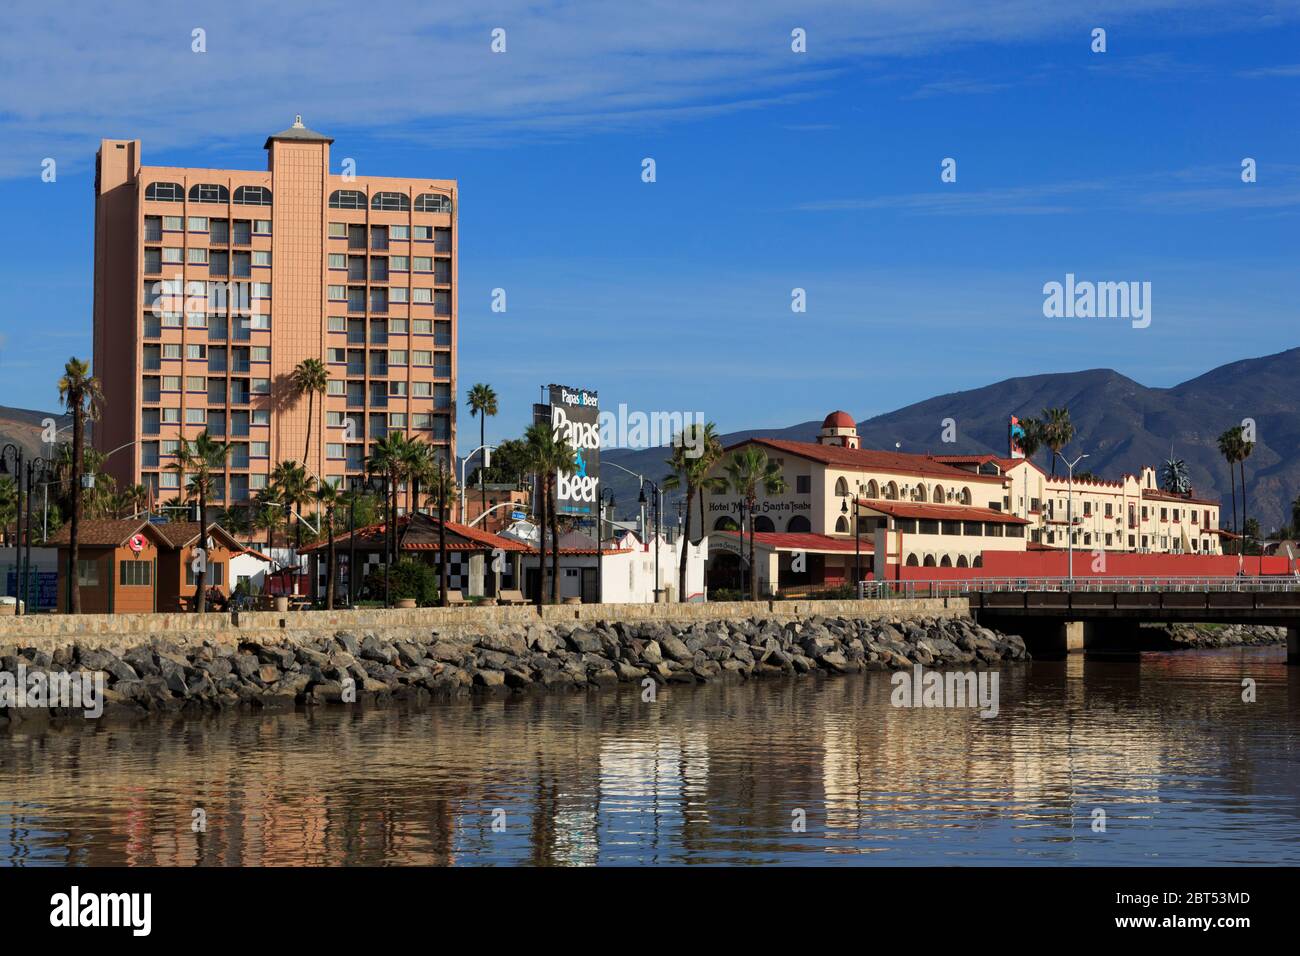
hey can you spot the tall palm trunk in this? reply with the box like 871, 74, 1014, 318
535, 479, 546, 609
69, 406, 83, 613
549, 476, 561, 605
677, 479, 693, 602
1240, 459, 1248, 554
196, 492, 208, 613
748, 498, 758, 601
438, 471, 449, 607
325, 510, 336, 610
1227, 465, 1238, 547
480, 414, 487, 524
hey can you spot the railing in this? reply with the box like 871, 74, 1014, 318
858, 576, 1300, 599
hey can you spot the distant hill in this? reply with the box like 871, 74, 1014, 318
604, 347, 1300, 533
0, 405, 72, 465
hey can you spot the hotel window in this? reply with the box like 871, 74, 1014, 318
412, 381, 431, 397
328, 285, 345, 300
144, 216, 163, 241
388, 349, 408, 366
254, 219, 272, 234
144, 248, 162, 273
185, 408, 206, 424
77, 559, 100, 587
329, 221, 347, 238
186, 344, 206, 360
250, 473, 268, 491
160, 470, 179, 489
327, 443, 345, 459
413, 256, 433, 272
251, 378, 270, 395
389, 380, 407, 397
188, 216, 208, 232
347, 255, 366, 280
231, 219, 251, 245
434, 291, 450, 315
369, 288, 388, 312
371, 226, 388, 250
327, 380, 345, 396
233, 185, 272, 206
329, 253, 346, 270
391, 225, 409, 240
415, 193, 451, 213
209, 250, 228, 275
161, 407, 180, 424
413, 350, 432, 366
413, 318, 432, 334
371, 192, 410, 211
162, 246, 182, 264
329, 190, 367, 209
232, 251, 251, 277
188, 183, 229, 204
390, 287, 408, 303
388, 318, 408, 335
251, 346, 270, 362
389, 412, 407, 428
146, 181, 183, 202
161, 312, 182, 329
413, 225, 432, 240
252, 282, 270, 298
412, 288, 432, 303
434, 227, 451, 251
390, 255, 409, 271
347, 287, 365, 311
412, 412, 432, 430
435, 259, 451, 283
162, 215, 183, 231
162, 375, 181, 391
371, 258, 388, 281
188, 247, 209, 265
210, 218, 229, 243
434, 321, 451, 345
328, 316, 346, 333
120, 561, 152, 587
796, 475, 811, 494
251, 441, 269, 458
252, 250, 270, 266
328, 347, 346, 364
252, 409, 270, 426
348, 225, 366, 249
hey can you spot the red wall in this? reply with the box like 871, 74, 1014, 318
884, 551, 1295, 581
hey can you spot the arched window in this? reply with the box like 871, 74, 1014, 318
329, 189, 366, 209
233, 185, 272, 206
188, 183, 229, 204
834, 477, 849, 496
940, 555, 953, 567
834, 516, 849, 533
145, 181, 183, 202
905, 554, 919, 567
787, 515, 811, 533
915, 484, 928, 503
885, 481, 899, 500
371, 192, 411, 211
753, 516, 775, 533
714, 516, 739, 531
923, 554, 937, 567
415, 192, 451, 213
933, 484, 945, 504
865, 479, 879, 499
972, 555, 983, 568
956, 555, 969, 567
960, 487, 972, 505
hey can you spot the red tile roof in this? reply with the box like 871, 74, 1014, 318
1142, 489, 1220, 506
47, 519, 154, 548
299, 513, 530, 554
717, 531, 874, 553
733, 438, 1006, 484
858, 499, 1029, 525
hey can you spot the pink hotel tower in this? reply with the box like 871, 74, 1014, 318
92, 118, 457, 533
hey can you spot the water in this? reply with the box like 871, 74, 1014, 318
2, 647, 1297, 866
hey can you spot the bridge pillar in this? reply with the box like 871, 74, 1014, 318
992, 618, 1087, 656
1289, 627, 1299, 665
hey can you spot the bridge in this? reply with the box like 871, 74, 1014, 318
864, 577, 1300, 661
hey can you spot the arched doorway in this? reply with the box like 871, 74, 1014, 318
706, 550, 743, 593
956, 555, 969, 568
923, 554, 937, 567
940, 555, 953, 567
713, 516, 739, 532
905, 554, 919, 566
753, 515, 775, 532
787, 515, 811, 533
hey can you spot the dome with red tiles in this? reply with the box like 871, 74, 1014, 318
822, 410, 856, 430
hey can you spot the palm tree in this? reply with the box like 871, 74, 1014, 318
58, 357, 104, 614
397, 434, 432, 516
723, 446, 788, 601
251, 487, 287, 547
1041, 407, 1074, 475
1292, 493, 1300, 538
1217, 427, 1243, 543
170, 430, 230, 613
1017, 417, 1043, 462
290, 358, 330, 465
270, 460, 316, 557
366, 433, 411, 596
0, 476, 16, 547
663, 421, 723, 602
1160, 457, 1191, 495
467, 383, 498, 523
524, 422, 576, 606
313, 482, 339, 609
421, 453, 457, 606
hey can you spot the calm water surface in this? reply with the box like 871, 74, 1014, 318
2, 647, 1297, 865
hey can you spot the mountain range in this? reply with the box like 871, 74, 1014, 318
603, 346, 1300, 534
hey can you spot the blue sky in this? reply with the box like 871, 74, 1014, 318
0, 0, 1297, 447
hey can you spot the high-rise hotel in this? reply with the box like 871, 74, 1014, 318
92, 118, 456, 528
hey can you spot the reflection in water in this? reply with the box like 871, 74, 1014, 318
1, 648, 1297, 866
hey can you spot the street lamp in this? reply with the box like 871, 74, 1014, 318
460, 444, 493, 525
637, 480, 663, 603
1, 444, 25, 614
840, 486, 863, 598
1057, 452, 1090, 587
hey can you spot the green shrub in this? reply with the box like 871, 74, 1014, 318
365, 561, 439, 606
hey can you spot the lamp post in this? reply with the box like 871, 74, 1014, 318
638, 480, 663, 603
1, 444, 25, 613
23, 458, 49, 614
598, 490, 615, 606
459, 444, 493, 525
840, 486, 863, 597
1058, 452, 1089, 587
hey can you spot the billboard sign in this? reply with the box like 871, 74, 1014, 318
541, 384, 600, 518
1009, 415, 1026, 459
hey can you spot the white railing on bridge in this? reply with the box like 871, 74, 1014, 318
858, 576, 1300, 600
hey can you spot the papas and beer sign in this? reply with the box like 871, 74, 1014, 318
536, 384, 600, 517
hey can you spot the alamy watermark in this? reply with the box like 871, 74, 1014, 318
0, 665, 105, 718
1042, 273, 1151, 329
891, 664, 999, 718
600, 405, 706, 456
